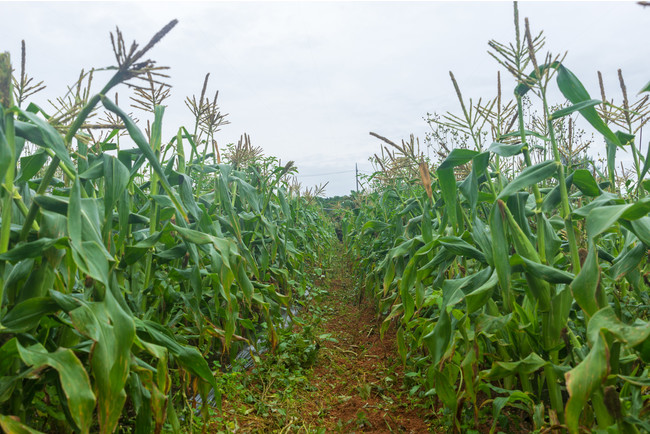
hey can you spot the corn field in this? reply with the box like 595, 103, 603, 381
2, 2, 650, 433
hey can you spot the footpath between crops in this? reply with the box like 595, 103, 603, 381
207, 244, 433, 433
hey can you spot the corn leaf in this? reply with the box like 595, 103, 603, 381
497, 160, 557, 200
16, 342, 95, 433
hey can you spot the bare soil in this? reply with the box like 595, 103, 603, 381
297, 264, 434, 433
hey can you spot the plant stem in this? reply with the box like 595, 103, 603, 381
1, 112, 15, 254
542, 90, 581, 272
516, 96, 547, 264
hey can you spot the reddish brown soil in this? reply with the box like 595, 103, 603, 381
296, 267, 435, 433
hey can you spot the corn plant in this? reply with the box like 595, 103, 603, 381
346, 3, 650, 432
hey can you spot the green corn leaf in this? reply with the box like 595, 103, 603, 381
459, 170, 478, 217
546, 286, 574, 349
572, 169, 602, 196
0, 126, 10, 185
177, 174, 202, 220
0, 414, 45, 434
556, 65, 620, 147
471, 216, 493, 267
440, 236, 487, 263
13, 111, 76, 172
541, 172, 573, 213
68, 176, 82, 247
564, 333, 609, 434
33, 195, 69, 215
586, 198, 650, 240
383, 260, 396, 297
542, 215, 562, 261
587, 307, 650, 360
78, 160, 104, 180
48, 289, 81, 313
609, 243, 646, 281
103, 155, 130, 217
122, 231, 164, 265
465, 270, 498, 314
615, 130, 635, 147
400, 283, 415, 325
569, 242, 601, 319
555, 63, 620, 185
550, 99, 601, 120
1, 297, 59, 332
423, 307, 452, 368
490, 390, 534, 433
151, 194, 175, 209
135, 319, 217, 392
618, 374, 650, 387
571, 192, 621, 219
488, 141, 526, 157
629, 217, 650, 246
16, 342, 95, 433
485, 352, 547, 380
489, 204, 511, 304
438, 148, 479, 170
437, 168, 457, 230
0, 237, 67, 262
16, 149, 48, 183
497, 200, 551, 311
497, 160, 557, 200
498, 129, 550, 142
2, 259, 34, 297
361, 220, 390, 232
510, 254, 574, 284
472, 151, 489, 176
433, 367, 458, 412
237, 261, 254, 307
68, 291, 135, 434
422, 202, 433, 244
442, 275, 473, 310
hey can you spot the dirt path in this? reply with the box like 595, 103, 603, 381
294, 249, 433, 433
208, 245, 434, 432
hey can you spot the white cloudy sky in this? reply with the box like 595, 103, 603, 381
2, 1, 648, 196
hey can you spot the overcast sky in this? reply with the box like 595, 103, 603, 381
2, 1, 648, 196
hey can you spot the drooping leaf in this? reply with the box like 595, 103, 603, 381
16, 342, 95, 433
438, 148, 479, 170
68, 291, 135, 434
488, 141, 526, 157
556, 65, 621, 147
572, 169, 602, 197
564, 333, 609, 434
0, 414, 45, 434
550, 99, 601, 120
510, 254, 574, 284
1, 297, 60, 332
497, 160, 557, 200
570, 242, 601, 319
14, 110, 76, 172
586, 198, 650, 240
423, 306, 452, 369
587, 307, 650, 361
